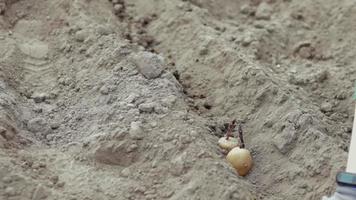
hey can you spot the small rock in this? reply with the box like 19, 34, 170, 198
46, 180, 54, 188
126, 93, 139, 103
32, 92, 48, 103
0, 126, 14, 140
4, 187, 16, 196
33, 107, 43, 113
132, 51, 164, 79
127, 109, 140, 118
294, 42, 315, 59
129, 122, 144, 140
50, 123, 60, 130
199, 47, 208, 56
2, 176, 12, 183
121, 168, 131, 177
114, 4, 123, 14
197, 150, 207, 158
151, 160, 158, 168
179, 134, 192, 144
50, 176, 59, 184
311, 70, 329, 83
127, 103, 135, 109
150, 121, 158, 128
186, 184, 198, 194
240, 4, 255, 15
75, 30, 89, 42
161, 191, 174, 198
126, 143, 138, 153
255, 2, 272, 20
154, 105, 169, 114
100, 85, 109, 95
161, 95, 177, 107
32, 162, 46, 169
288, 74, 309, 86
96, 25, 113, 36
27, 118, 50, 134
343, 126, 352, 133
138, 102, 156, 113
134, 186, 146, 194
253, 20, 266, 29
273, 124, 297, 154
298, 114, 313, 129
320, 102, 333, 113
46, 134, 55, 141
32, 184, 48, 200
57, 182, 65, 188
242, 34, 253, 46
170, 154, 186, 176
335, 91, 347, 100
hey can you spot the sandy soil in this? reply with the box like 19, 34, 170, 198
0, 0, 355, 199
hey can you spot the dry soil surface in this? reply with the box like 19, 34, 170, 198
0, 0, 355, 199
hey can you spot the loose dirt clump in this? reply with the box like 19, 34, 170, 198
0, 0, 355, 200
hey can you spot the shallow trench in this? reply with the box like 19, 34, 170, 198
117, 0, 355, 199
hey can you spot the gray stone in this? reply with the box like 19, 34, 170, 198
242, 34, 253, 46
126, 93, 139, 103
240, 4, 255, 15
0, 126, 14, 140
273, 124, 297, 154
27, 117, 50, 135
132, 52, 164, 79
154, 105, 169, 114
57, 182, 65, 188
2, 176, 12, 183
46, 134, 55, 141
129, 121, 144, 140
170, 153, 186, 176
96, 25, 113, 36
50, 123, 60, 130
313, 70, 329, 83
126, 143, 138, 153
121, 168, 130, 177
114, 4, 123, 13
4, 187, 16, 196
32, 92, 48, 103
336, 91, 348, 100
100, 85, 109, 95
151, 160, 158, 168
320, 102, 333, 113
138, 102, 156, 113
255, 2, 272, 20
161, 95, 177, 107
32, 184, 49, 200
199, 46, 208, 56
75, 30, 89, 42
150, 121, 158, 128
50, 176, 59, 184
179, 134, 192, 144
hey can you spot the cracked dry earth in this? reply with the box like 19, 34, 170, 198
0, 0, 355, 199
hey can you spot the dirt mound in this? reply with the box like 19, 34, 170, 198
0, 0, 355, 199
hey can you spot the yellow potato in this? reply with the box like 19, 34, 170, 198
226, 147, 252, 176
218, 137, 239, 151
